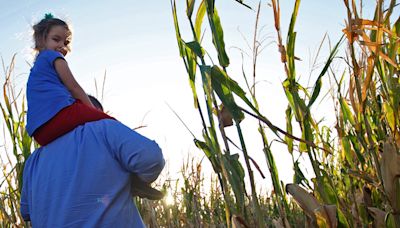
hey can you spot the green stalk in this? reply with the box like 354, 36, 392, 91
235, 123, 264, 226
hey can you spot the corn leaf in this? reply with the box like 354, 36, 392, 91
183, 44, 199, 108
339, 97, 356, 125
348, 134, 365, 164
222, 153, 246, 213
205, 1, 230, 67
185, 40, 204, 58
171, 0, 185, 57
386, 213, 396, 228
285, 106, 293, 154
195, 0, 206, 41
286, 183, 319, 220
380, 142, 400, 210
286, 0, 301, 79
341, 136, 354, 167
186, 0, 195, 18
210, 66, 244, 122
308, 36, 343, 108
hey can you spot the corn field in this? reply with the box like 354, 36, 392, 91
1, 0, 400, 227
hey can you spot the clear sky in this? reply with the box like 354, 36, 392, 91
0, 0, 380, 190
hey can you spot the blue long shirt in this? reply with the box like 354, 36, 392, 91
26, 50, 75, 136
20, 119, 165, 227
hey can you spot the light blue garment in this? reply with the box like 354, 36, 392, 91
26, 49, 75, 136
20, 119, 165, 227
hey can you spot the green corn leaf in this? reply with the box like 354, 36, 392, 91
195, 136, 221, 173
205, 1, 230, 67
207, 66, 275, 133
171, 0, 185, 57
195, 0, 206, 41
348, 134, 365, 164
339, 97, 355, 126
303, 120, 313, 143
199, 65, 215, 113
283, 79, 307, 122
287, 0, 300, 39
385, 213, 396, 228
211, 66, 250, 106
308, 36, 343, 108
341, 136, 354, 167
299, 131, 307, 152
186, 0, 195, 18
283, 80, 297, 118
222, 153, 246, 213
183, 44, 199, 108
185, 41, 204, 58
383, 102, 395, 131
293, 160, 310, 188
286, 0, 301, 79
210, 66, 244, 122
337, 209, 350, 227
285, 106, 293, 154
0, 103, 13, 140
287, 32, 297, 80
320, 170, 338, 205
194, 139, 212, 158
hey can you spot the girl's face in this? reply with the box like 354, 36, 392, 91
43, 25, 70, 56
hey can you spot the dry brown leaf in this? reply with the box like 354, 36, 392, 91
367, 207, 387, 228
323, 205, 338, 228
351, 19, 395, 37
362, 186, 372, 207
231, 214, 249, 228
219, 105, 233, 127
272, 218, 285, 228
315, 205, 337, 228
343, 17, 399, 69
380, 142, 400, 210
286, 184, 320, 220
361, 55, 375, 106
359, 31, 399, 69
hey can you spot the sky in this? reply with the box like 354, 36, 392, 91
0, 0, 380, 191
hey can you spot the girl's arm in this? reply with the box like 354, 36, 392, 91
54, 58, 95, 108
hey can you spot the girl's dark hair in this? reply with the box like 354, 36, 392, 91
33, 17, 72, 52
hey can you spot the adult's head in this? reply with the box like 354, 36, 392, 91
88, 95, 104, 111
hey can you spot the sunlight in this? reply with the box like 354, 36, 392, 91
164, 191, 175, 206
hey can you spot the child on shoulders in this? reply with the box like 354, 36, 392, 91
26, 14, 114, 146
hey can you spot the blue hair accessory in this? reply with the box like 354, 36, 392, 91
44, 13, 54, 19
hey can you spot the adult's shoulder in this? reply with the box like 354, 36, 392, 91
91, 119, 132, 135
90, 119, 158, 148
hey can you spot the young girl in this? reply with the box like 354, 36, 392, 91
26, 14, 114, 146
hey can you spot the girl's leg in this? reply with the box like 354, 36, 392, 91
33, 100, 115, 146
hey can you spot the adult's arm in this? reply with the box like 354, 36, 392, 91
105, 120, 165, 183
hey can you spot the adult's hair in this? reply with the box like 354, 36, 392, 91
88, 95, 104, 111
33, 17, 72, 52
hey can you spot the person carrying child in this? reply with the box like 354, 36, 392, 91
25, 14, 164, 201
26, 13, 114, 146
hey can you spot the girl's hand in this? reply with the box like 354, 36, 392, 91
58, 47, 68, 56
